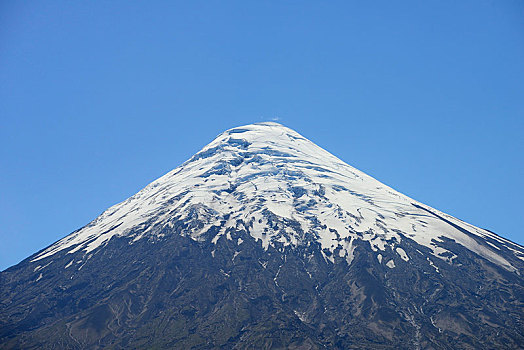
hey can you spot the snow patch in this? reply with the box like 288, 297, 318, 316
386, 260, 396, 269
396, 247, 409, 261
427, 257, 440, 273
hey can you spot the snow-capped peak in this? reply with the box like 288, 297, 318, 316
33, 122, 523, 272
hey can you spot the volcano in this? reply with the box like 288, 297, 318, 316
1, 122, 523, 349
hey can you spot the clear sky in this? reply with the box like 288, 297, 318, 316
1, 1, 523, 270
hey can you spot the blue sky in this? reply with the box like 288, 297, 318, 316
1, 1, 523, 270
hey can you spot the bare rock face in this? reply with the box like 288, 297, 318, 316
1, 122, 523, 349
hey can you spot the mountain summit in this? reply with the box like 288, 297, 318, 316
1, 122, 523, 349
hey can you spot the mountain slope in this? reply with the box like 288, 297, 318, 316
1, 122, 523, 349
